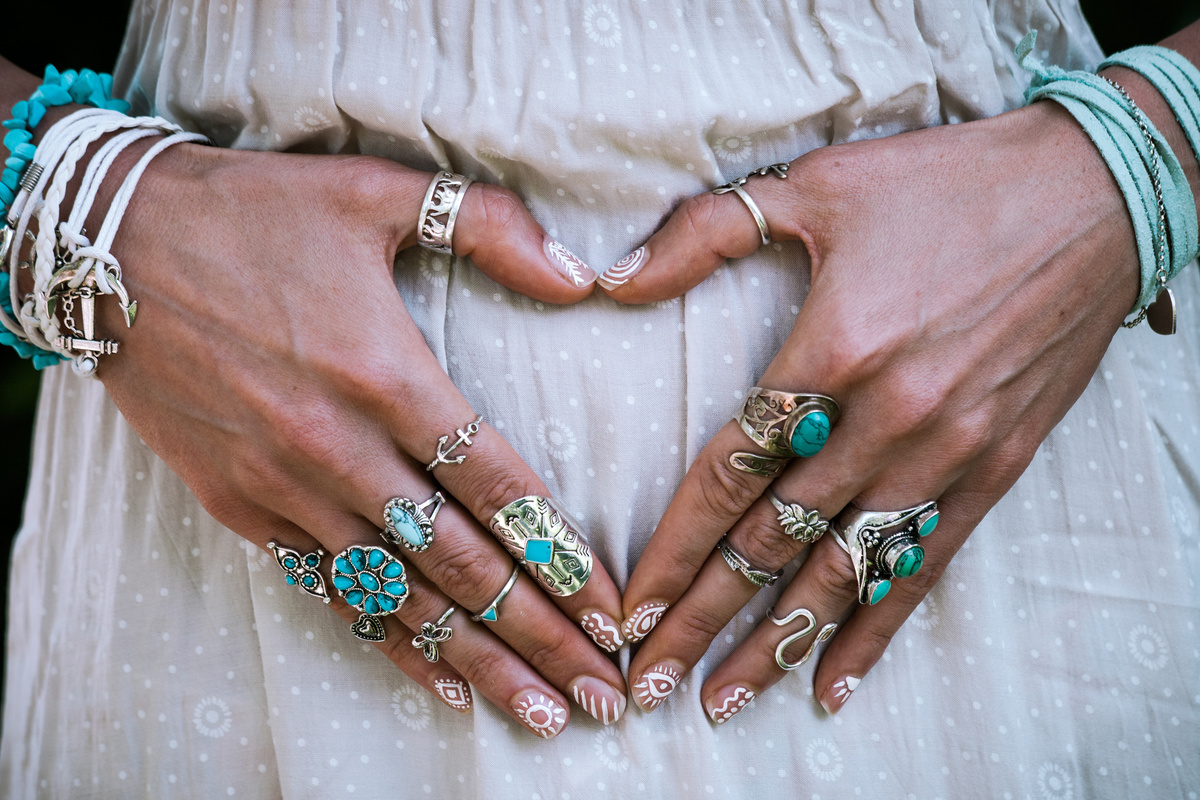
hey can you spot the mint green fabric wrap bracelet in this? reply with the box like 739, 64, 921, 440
1018, 32, 1198, 322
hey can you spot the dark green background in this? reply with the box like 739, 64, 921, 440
2, 0, 1199, 654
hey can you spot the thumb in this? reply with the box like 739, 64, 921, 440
598, 162, 812, 304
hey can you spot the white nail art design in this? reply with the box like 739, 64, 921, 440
710, 686, 755, 724
622, 602, 668, 642
433, 677, 472, 710
581, 612, 624, 652
827, 675, 861, 711
572, 682, 623, 725
546, 240, 596, 287
514, 692, 568, 738
633, 663, 681, 711
597, 246, 647, 289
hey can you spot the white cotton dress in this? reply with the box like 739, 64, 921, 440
4, 1, 1199, 798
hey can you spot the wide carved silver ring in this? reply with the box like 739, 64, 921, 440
831, 501, 939, 606
416, 170, 473, 254
736, 387, 840, 459
491, 496, 593, 597
717, 536, 783, 588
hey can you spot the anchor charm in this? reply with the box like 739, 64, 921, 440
426, 414, 484, 471
46, 264, 136, 376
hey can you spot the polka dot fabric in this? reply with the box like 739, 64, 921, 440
4, 1, 1199, 797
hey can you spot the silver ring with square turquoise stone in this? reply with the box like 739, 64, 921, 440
735, 387, 840, 459
831, 501, 939, 606
332, 545, 409, 642
382, 492, 446, 553
268, 541, 331, 604
490, 495, 593, 597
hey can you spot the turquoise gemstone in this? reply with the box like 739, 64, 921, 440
344, 589, 364, 606
381, 561, 405, 580
5, 157, 25, 170
377, 594, 398, 614
303, 553, 320, 568
285, 575, 297, 585
2, 169, 20, 190
10, 101, 27, 120
333, 575, 355, 592
363, 594, 381, 615
790, 411, 831, 457
12, 143, 35, 161
26, 101, 45, 128
301, 574, 316, 588
918, 512, 939, 537
479, 607, 498, 622
524, 539, 554, 565
891, 545, 924, 578
382, 581, 406, 597
281, 556, 298, 570
0, 184, 12, 206
334, 556, 354, 576
348, 549, 366, 571
3, 129, 31, 150
359, 572, 380, 592
36, 84, 72, 105
869, 579, 891, 605
389, 507, 427, 549
367, 548, 386, 570
1, 120, 25, 131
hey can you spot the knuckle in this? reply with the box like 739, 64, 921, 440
731, 512, 802, 571
668, 600, 729, 643
679, 193, 722, 241
692, 453, 766, 523
426, 540, 512, 610
459, 459, 536, 523
475, 184, 526, 234
515, 626, 572, 677
807, 545, 861, 602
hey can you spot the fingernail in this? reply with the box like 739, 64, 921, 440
580, 610, 625, 653
512, 689, 568, 739
631, 661, 682, 713
544, 238, 597, 288
432, 675, 472, 712
571, 677, 626, 725
621, 601, 669, 644
596, 245, 648, 291
706, 685, 756, 724
820, 675, 861, 714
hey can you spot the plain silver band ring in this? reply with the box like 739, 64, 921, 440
727, 183, 771, 246
470, 563, 521, 622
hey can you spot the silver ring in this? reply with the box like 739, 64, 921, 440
768, 492, 829, 544
382, 491, 446, 553
491, 496, 593, 597
767, 607, 837, 671
416, 170, 473, 254
471, 563, 521, 622
268, 541, 331, 604
331, 545, 409, 641
832, 501, 939, 606
735, 387, 840, 458
717, 536, 783, 588
728, 451, 789, 478
712, 163, 789, 246
427, 414, 483, 471
412, 606, 455, 662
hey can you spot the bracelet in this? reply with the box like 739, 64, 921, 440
1018, 32, 1198, 334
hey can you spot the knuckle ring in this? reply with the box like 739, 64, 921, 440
382, 491, 446, 553
717, 535, 784, 588
412, 606, 455, 663
735, 387, 840, 459
427, 413, 483, 471
831, 500, 940, 606
331, 545, 409, 642
728, 451, 789, 478
416, 170, 473, 254
768, 492, 830, 543
268, 541, 331, 604
767, 606, 838, 671
712, 162, 789, 246
470, 563, 520, 622
491, 496, 594, 597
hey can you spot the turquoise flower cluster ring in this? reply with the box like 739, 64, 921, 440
735, 387, 840, 460
332, 545, 409, 641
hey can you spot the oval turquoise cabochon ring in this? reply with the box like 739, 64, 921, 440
790, 410, 831, 457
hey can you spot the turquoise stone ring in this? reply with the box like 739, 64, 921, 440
831, 500, 939, 606
736, 387, 840, 459
382, 492, 446, 553
332, 545, 409, 641
268, 541, 331, 604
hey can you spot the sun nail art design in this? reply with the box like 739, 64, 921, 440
546, 240, 595, 287
433, 677, 472, 711
827, 676, 861, 711
710, 686, 755, 724
573, 682, 622, 725
598, 246, 647, 289
633, 663, 681, 711
581, 612, 624, 652
514, 692, 568, 738
622, 602, 668, 643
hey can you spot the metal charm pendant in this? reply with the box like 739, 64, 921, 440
1147, 286, 1177, 335
427, 414, 484, 471
267, 541, 330, 603
491, 496, 593, 597
382, 492, 445, 553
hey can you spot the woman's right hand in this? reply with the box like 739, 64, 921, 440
88, 141, 626, 738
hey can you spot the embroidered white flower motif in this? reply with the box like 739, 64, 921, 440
1170, 495, 1192, 537
804, 737, 844, 781
1127, 624, 1169, 670
653, 296, 680, 310
583, 4, 621, 47
391, 685, 432, 730
246, 545, 272, 573
537, 417, 578, 462
193, 696, 233, 738
907, 595, 940, 631
293, 106, 331, 133
592, 727, 630, 772
1037, 761, 1074, 800
710, 134, 753, 163
418, 250, 451, 287
389, 0, 410, 10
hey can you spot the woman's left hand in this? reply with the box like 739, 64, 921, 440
597, 97, 1157, 721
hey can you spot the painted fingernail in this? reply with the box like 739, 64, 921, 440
706, 685, 756, 724
820, 675, 861, 715
596, 245, 648, 291
432, 675, 473, 712
512, 689, 568, 739
580, 610, 625, 653
621, 601, 669, 643
571, 677, 626, 725
544, 238, 597, 287
632, 661, 682, 712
